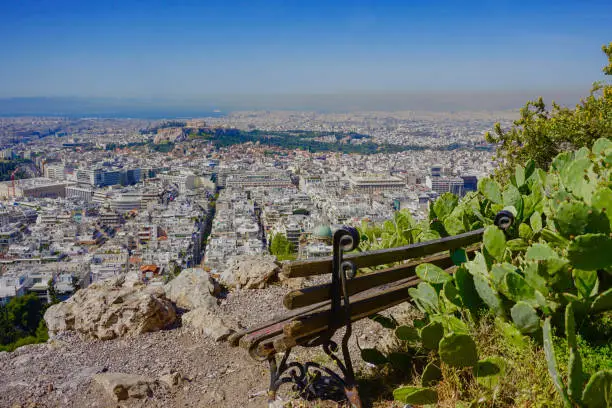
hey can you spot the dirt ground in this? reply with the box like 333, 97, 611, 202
0, 285, 410, 408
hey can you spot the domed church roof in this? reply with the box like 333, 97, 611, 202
312, 225, 332, 238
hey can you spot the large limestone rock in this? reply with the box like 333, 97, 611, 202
164, 268, 220, 310
44, 281, 177, 340
93, 372, 154, 401
220, 254, 281, 289
163, 268, 235, 341
181, 307, 234, 341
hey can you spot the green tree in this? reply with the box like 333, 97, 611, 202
7, 293, 44, 335
47, 278, 60, 305
603, 42, 612, 75
0, 304, 17, 345
269, 233, 294, 256
486, 43, 612, 181
292, 208, 310, 216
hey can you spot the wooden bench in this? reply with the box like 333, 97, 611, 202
228, 211, 513, 407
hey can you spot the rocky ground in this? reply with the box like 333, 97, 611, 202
0, 279, 408, 408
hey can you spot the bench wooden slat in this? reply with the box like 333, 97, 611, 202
239, 321, 288, 352
253, 334, 296, 358
282, 274, 430, 341
283, 249, 472, 310
232, 298, 331, 347
235, 252, 443, 349
282, 228, 483, 278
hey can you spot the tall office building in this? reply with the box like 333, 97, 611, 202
461, 175, 478, 194
76, 167, 141, 187
426, 175, 464, 196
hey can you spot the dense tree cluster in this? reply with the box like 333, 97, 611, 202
0, 159, 32, 181
191, 128, 475, 155
149, 141, 175, 153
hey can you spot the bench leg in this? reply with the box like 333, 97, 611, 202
266, 349, 288, 405
265, 344, 362, 408
321, 340, 362, 408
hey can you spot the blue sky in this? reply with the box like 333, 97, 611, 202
0, 0, 610, 98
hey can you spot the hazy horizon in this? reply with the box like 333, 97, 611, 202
0, 88, 594, 117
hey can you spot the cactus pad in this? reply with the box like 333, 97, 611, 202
439, 333, 478, 368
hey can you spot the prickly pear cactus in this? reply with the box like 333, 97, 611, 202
473, 356, 507, 391
543, 317, 572, 408
420, 321, 444, 350
379, 138, 612, 406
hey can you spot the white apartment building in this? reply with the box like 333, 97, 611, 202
158, 172, 196, 194
348, 174, 406, 193
66, 185, 94, 202
0, 273, 29, 305
44, 164, 66, 180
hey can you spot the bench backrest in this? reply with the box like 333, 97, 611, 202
281, 227, 485, 310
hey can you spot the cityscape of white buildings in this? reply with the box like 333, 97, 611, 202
0, 112, 502, 304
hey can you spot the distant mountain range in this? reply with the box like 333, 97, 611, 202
0, 90, 587, 117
